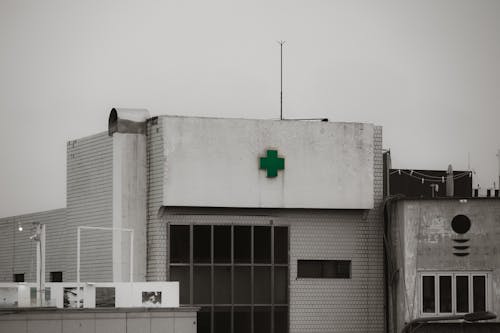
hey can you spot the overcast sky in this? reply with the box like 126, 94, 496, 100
1, 0, 499, 217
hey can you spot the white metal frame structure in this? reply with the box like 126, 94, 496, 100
77, 226, 134, 284
33, 223, 46, 306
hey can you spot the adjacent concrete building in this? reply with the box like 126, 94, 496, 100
0, 109, 386, 333
386, 197, 500, 333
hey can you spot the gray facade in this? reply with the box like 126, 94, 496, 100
66, 132, 114, 282
0, 132, 114, 283
146, 118, 167, 281
388, 198, 500, 333
147, 125, 385, 333
0, 208, 66, 282
0, 113, 386, 333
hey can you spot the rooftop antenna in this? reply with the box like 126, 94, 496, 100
278, 40, 285, 120
497, 149, 500, 190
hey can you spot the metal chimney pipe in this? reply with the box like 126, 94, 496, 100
446, 164, 454, 197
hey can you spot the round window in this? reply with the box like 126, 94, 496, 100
451, 215, 471, 234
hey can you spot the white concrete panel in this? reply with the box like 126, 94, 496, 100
95, 317, 126, 333
0, 321, 25, 332
126, 316, 150, 333
62, 318, 94, 333
0, 309, 197, 333
151, 318, 174, 333
112, 133, 148, 282
27, 320, 62, 333
1, 282, 179, 309
162, 116, 374, 209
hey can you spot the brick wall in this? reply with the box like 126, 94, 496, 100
0, 208, 66, 282
149, 125, 385, 332
65, 132, 113, 282
146, 119, 167, 281
0, 132, 114, 284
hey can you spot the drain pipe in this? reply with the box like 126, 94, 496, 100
383, 194, 405, 333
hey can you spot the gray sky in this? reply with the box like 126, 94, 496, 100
1, 0, 499, 217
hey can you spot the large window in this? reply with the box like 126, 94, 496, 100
169, 224, 289, 333
420, 272, 488, 315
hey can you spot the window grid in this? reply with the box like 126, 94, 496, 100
420, 272, 489, 316
169, 223, 289, 333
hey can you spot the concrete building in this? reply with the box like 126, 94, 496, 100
386, 195, 500, 332
0, 109, 386, 333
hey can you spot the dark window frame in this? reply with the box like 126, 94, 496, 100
13, 273, 24, 282
420, 272, 488, 315
50, 271, 63, 282
297, 260, 351, 279
422, 276, 435, 313
168, 223, 289, 333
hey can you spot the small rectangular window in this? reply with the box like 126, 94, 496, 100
214, 266, 231, 304
254, 306, 271, 333
50, 271, 63, 282
456, 275, 469, 313
274, 227, 288, 264
234, 226, 251, 263
422, 276, 435, 313
473, 275, 486, 312
439, 275, 452, 313
274, 266, 288, 304
297, 260, 351, 278
254, 226, 271, 264
214, 306, 231, 333
234, 266, 251, 304
194, 225, 211, 263
214, 226, 231, 263
421, 272, 488, 316
254, 266, 271, 304
274, 306, 289, 333
170, 266, 189, 305
13, 273, 24, 282
194, 266, 211, 304
170, 225, 190, 263
234, 306, 251, 333
197, 307, 211, 333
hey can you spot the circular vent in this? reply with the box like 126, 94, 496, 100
451, 215, 471, 234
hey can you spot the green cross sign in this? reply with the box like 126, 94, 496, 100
260, 150, 285, 178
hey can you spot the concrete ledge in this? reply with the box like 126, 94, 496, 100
0, 307, 198, 333
0, 307, 198, 313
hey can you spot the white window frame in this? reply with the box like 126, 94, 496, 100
419, 271, 490, 316
437, 273, 453, 315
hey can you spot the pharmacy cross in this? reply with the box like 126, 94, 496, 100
260, 150, 285, 178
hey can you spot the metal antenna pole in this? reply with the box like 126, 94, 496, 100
278, 41, 285, 120
497, 149, 500, 189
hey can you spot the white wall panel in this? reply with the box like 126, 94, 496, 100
162, 117, 374, 209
